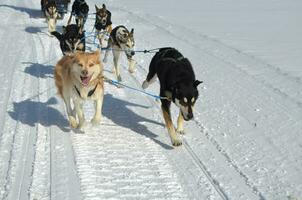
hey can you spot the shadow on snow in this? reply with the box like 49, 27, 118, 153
103, 94, 172, 150
8, 97, 69, 132
0, 4, 42, 19
23, 62, 54, 79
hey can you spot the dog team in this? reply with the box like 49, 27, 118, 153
42, 0, 202, 146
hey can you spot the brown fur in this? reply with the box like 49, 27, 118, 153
54, 50, 104, 129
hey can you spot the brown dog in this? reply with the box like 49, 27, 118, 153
55, 50, 104, 129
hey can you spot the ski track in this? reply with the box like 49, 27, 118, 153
105, 4, 302, 199
0, 0, 301, 200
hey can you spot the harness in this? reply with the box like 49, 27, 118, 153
74, 83, 98, 99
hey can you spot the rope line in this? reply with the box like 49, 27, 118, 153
104, 77, 170, 101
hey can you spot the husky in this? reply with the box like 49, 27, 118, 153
67, 0, 89, 30
44, 0, 58, 33
94, 4, 112, 48
103, 25, 136, 82
51, 24, 85, 55
142, 47, 202, 146
54, 50, 104, 129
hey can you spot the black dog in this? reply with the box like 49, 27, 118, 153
142, 47, 202, 146
51, 24, 85, 55
67, 0, 89, 29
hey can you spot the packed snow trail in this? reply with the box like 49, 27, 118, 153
0, 0, 302, 200
0, 0, 219, 199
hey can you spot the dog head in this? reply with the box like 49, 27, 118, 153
116, 27, 135, 58
45, 1, 57, 18
62, 24, 85, 54
71, 50, 102, 86
173, 80, 202, 121
95, 4, 109, 26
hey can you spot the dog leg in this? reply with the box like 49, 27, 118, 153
176, 110, 185, 134
161, 105, 182, 146
74, 100, 86, 129
142, 74, 157, 89
63, 96, 77, 128
113, 50, 122, 81
128, 58, 136, 73
91, 94, 104, 125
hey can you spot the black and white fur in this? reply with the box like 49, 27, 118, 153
44, 0, 58, 33
142, 47, 202, 146
67, 0, 89, 30
103, 25, 136, 82
51, 24, 85, 55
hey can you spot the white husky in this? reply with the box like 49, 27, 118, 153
103, 25, 136, 82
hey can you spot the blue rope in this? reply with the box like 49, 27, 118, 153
106, 78, 168, 100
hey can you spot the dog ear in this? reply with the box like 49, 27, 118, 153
193, 80, 203, 88
130, 28, 134, 35
94, 49, 100, 60
95, 5, 99, 11
102, 4, 106, 9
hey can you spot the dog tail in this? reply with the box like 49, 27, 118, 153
51, 31, 62, 41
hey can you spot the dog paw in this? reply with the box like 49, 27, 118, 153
77, 121, 87, 129
177, 129, 185, 135
128, 67, 135, 73
69, 116, 78, 129
117, 75, 122, 82
142, 80, 149, 89
91, 117, 101, 126
171, 137, 182, 146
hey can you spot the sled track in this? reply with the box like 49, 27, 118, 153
122, 63, 229, 200
108, 6, 271, 199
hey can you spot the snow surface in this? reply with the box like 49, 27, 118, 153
0, 0, 301, 199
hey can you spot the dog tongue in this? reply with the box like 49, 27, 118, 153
81, 76, 91, 86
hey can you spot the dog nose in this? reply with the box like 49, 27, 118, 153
187, 113, 193, 120
82, 70, 88, 76
131, 51, 135, 56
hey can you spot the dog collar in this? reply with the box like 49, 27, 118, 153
74, 83, 98, 98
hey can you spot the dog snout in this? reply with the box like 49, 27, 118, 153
182, 112, 193, 121
81, 69, 88, 76
131, 51, 135, 56
187, 113, 193, 120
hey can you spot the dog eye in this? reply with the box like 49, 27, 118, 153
89, 63, 94, 67
78, 63, 83, 67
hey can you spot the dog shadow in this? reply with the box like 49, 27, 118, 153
23, 62, 54, 79
0, 4, 42, 18
103, 94, 173, 150
25, 26, 43, 34
8, 97, 69, 131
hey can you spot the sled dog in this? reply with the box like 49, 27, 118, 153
44, 0, 58, 33
142, 47, 202, 146
67, 0, 89, 30
94, 4, 113, 48
103, 25, 136, 82
54, 50, 104, 129
51, 24, 85, 55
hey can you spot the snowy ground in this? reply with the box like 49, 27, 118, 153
0, 0, 301, 199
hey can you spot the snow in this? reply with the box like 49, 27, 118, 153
0, 0, 301, 199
